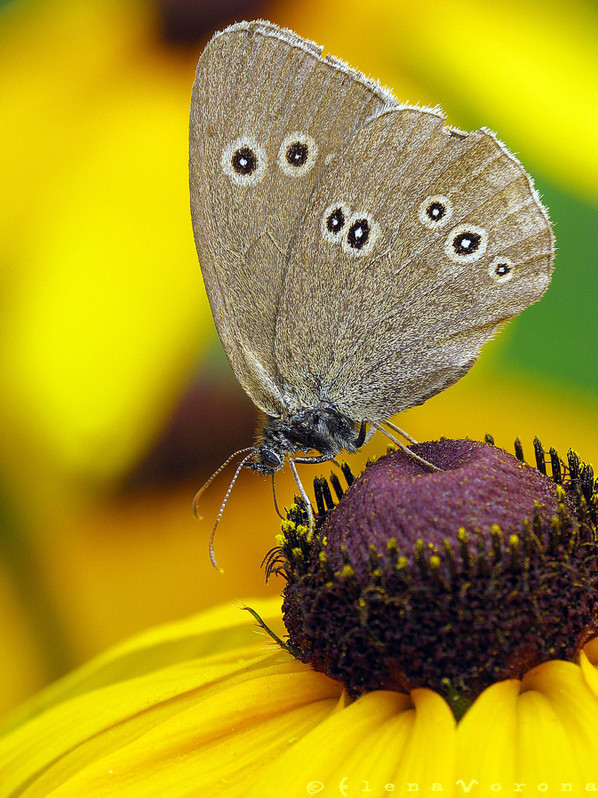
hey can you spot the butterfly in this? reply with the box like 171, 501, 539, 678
188, 20, 554, 564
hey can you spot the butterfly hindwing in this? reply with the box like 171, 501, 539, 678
274, 106, 553, 421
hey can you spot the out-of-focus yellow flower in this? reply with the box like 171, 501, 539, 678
0, 0, 225, 718
1, 599, 598, 797
278, 0, 598, 199
0, 0, 210, 491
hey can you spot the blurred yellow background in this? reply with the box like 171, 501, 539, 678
0, 0, 596, 715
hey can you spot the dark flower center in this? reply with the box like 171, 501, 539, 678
270, 438, 598, 716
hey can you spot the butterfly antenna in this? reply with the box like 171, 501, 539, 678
271, 474, 284, 520
192, 446, 255, 519
370, 421, 442, 472
208, 450, 256, 571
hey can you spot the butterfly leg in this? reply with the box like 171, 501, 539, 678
242, 604, 298, 656
367, 420, 443, 472
271, 474, 284, 520
355, 419, 368, 448
288, 458, 315, 529
381, 419, 418, 445
288, 452, 342, 530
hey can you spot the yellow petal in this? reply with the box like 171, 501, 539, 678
580, 648, 598, 700
42, 666, 339, 797
583, 637, 598, 667
2, 598, 285, 725
458, 661, 598, 792
0, 595, 459, 797
457, 680, 519, 788
0, 597, 344, 796
247, 687, 456, 797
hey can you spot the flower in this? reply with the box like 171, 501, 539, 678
1, 439, 598, 796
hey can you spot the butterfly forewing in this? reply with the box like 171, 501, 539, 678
190, 20, 394, 415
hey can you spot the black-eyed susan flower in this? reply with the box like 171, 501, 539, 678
1, 438, 597, 796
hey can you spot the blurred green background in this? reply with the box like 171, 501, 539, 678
0, 0, 596, 716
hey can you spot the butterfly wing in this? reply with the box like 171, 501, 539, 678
274, 106, 554, 421
189, 20, 394, 415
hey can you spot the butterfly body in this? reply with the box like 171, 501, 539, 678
251, 405, 364, 475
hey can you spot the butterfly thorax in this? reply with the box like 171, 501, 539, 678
249, 405, 362, 474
